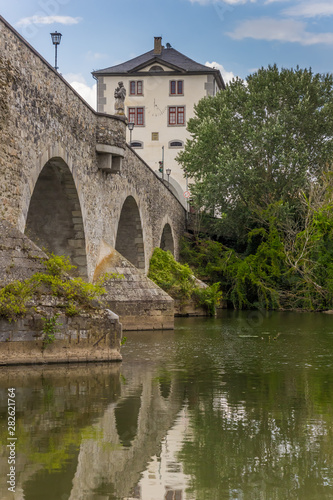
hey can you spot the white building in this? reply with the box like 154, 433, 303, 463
92, 37, 224, 206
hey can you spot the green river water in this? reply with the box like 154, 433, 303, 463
1, 311, 333, 499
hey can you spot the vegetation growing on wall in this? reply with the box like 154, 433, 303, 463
0, 254, 122, 322
148, 247, 222, 315
41, 313, 61, 350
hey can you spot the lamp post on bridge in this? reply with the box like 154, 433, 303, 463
166, 168, 171, 187
50, 31, 62, 71
127, 122, 134, 145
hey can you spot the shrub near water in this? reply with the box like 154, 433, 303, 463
180, 194, 333, 312
0, 253, 122, 322
148, 248, 222, 315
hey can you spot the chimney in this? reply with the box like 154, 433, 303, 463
154, 36, 162, 55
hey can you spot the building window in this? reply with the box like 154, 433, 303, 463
170, 80, 184, 95
168, 106, 185, 126
129, 80, 143, 95
130, 141, 143, 148
149, 65, 164, 72
128, 107, 145, 126
169, 140, 184, 148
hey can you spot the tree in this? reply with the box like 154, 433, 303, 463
178, 65, 333, 244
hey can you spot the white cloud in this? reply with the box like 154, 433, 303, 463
64, 74, 96, 109
283, 2, 333, 18
63, 73, 86, 84
264, 0, 291, 3
189, 0, 254, 3
227, 17, 333, 45
16, 15, 82, 27
205, 61, 237, 83
86, 50, 108, 61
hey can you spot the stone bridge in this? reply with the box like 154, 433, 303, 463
0, 16, 185, 282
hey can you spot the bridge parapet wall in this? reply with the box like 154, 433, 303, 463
0, 16, 126, 231
96, 114, 126, 149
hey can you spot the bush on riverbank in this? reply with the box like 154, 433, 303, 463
148, 248, 222, 315
181, 188, 333, 311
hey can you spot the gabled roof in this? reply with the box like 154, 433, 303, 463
92, 46, 225, 89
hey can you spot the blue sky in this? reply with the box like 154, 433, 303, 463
2, 0, 333, 108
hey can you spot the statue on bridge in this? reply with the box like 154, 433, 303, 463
114, 81, 126, 115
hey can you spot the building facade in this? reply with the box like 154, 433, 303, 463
93, 37, 224, 206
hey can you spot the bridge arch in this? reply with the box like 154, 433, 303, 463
24, 155, 88, 278
159, 222, 175, 255
115, 195, 145, 270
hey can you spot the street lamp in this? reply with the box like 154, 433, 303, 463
50, 31, 62, 71
127, 122, 134, 144
166, 168, 171, 186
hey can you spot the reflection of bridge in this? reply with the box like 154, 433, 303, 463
0, 17, 185, 282
69, 362, 192, 500
0, 358, 192, 499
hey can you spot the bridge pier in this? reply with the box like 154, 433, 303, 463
93, 247, 174, 331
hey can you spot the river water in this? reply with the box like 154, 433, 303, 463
1, 311, 333, 499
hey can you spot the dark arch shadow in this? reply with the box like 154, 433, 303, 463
114, 387, 143, 448
115, 196, 145, 270
25, 158, 88, 278
160, 223, 174, 255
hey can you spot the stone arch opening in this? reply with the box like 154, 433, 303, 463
160, 223, 174, 255
115, 196, 145, 269
25, 158, 87, 278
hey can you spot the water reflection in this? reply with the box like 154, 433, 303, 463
0, 312, 333, 499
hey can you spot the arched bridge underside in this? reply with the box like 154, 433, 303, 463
0, 17, 185, 281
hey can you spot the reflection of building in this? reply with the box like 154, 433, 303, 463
134, 406, 194, 500
92, 37, 224, 206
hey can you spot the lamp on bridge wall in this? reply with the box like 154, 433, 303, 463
50, 31, 62, 71
127, 122, 134, 144
166, 168, 171, 186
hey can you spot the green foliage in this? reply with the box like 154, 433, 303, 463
178, 65, 333, 310
181, 185, 333, 311
41, 313, 61, 349
149, 247, 196, 300
193, 282, 223, 316
65, 302, 79, 317
44, 253, 75, 276
0, 254, 117, 322
0, 280, 32, 321
178, 65, 333, 242
148, 247, 222, 315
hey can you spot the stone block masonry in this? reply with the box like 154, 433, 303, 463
93, 248, 174, 331
0, 219, 122, 365
0, 310, 122, 365
0, 16, 185, 284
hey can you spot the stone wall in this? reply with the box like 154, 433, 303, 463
0, 16, 186, 283
93, 248, 174, 331
0, 219, 122, 365
0, 309, 122, 365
